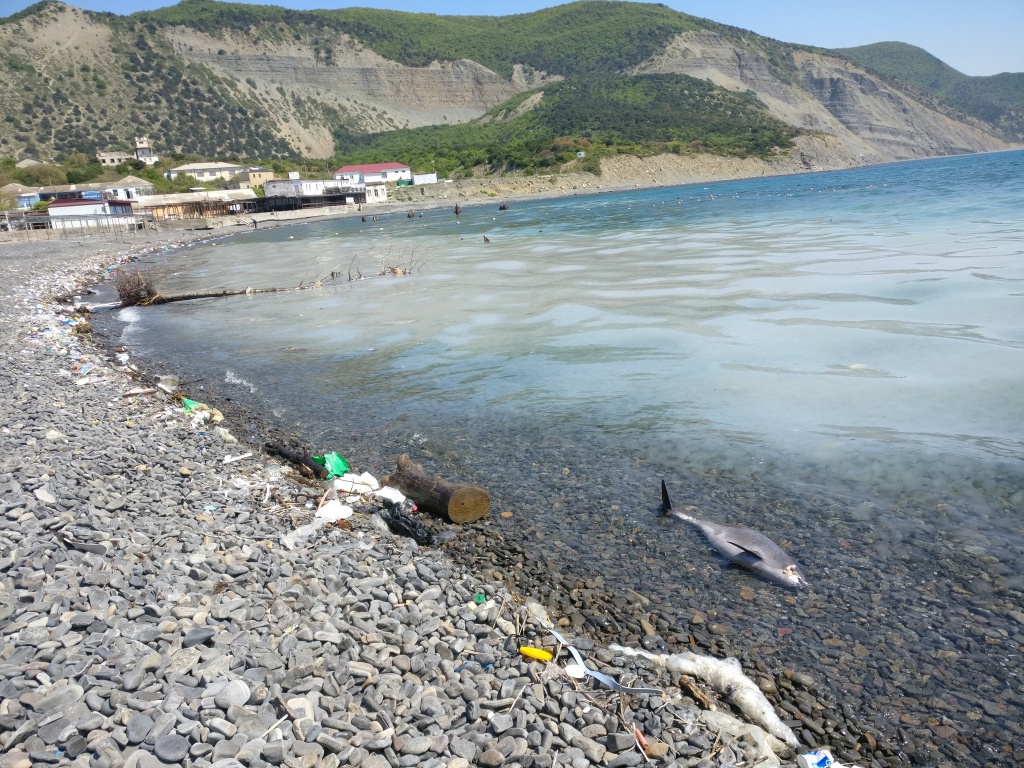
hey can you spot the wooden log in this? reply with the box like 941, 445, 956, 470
264, 443, 327, 480
384, 454, 489, 524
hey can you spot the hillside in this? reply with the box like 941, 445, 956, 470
834, 42, 1024, 141
0, 0, 1013, 167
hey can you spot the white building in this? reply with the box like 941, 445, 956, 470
166, 161, 245, 182
263, 177, 366, 201
103, 175, 154, 200
334, 162, 411, 185
46, 199, 137, 230
134, 136, 159, 166
412, 172, 438, 185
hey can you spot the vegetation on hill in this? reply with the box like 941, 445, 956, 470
332, 74, 797, 178
140, 0, 703, 79
834, 42, 1024, 140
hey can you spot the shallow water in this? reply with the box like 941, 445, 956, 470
105, 150, 1024, 765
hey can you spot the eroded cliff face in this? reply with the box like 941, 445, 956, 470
636, 31, 1009, 163
163, 27, 524, 155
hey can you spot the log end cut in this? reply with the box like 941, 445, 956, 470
448, 485, 490, 524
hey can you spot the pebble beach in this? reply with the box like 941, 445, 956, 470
0, 232, 816, 768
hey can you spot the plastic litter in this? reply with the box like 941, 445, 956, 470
333, 471, 380, 494
611, 644, 799, 749
372, 486, 406, 505
280, 523, 319, 550
315, 498, 354, 523
519, 646, 554, 662
182, 398, 224, 424
310, 451, 350, 479
797, 750, 835, 768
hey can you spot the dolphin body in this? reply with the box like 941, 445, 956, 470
661, 480, 806, 588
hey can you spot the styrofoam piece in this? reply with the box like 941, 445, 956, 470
315, 498, 354, 522
372, 486, 406, 504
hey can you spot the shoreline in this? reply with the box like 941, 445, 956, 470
6, 149, 1017, 767
0, 231, 813, 762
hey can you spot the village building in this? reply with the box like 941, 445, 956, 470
412, 171, 438, 185
229, 167, 276, 190
262, 170, 367, 206
165, 161, 245, 182
1, 182, 38, 209
97, 150, 134, 167
134, 136, 159, 166
334, 162, 411, 185
97, 137, 160, 168
102, 175, 154, 200
46, 198, 137, 230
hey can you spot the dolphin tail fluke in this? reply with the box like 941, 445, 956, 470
660, 479, 673, 514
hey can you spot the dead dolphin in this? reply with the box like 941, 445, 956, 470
661, 480, 806, 588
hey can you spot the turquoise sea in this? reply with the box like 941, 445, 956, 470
106, 150, 1024, 766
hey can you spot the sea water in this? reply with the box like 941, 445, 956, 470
105, 150, 1024, 761
121, 151, 1023, 525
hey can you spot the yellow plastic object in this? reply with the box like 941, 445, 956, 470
519, 646, 554, 662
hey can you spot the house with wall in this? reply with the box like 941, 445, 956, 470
46, 199, 137, 230
230, 167, 276, 190
134, 137, 159, 166
166, 161, 245, 182
97, 136, 160, 168
334, 162, 411, 185
97, 150, 134, 167
103, 175, 155, 200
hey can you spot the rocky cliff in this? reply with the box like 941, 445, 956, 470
636, 31, 1009, 164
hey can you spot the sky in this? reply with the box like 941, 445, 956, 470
1, 0, 1021, 77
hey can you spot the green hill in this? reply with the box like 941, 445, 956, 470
138, 0, 704, 79
834, 42, 1024, 140
332, 74, 797, 178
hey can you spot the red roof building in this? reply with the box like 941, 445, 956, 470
334, 162, 411, 187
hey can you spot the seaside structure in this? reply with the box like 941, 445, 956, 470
6, 176, 156, 209
165, 161, 245, 182
134, 189, 257, 221
45, 198, 138, 230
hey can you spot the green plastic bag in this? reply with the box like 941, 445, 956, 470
181, 398, 203, 413
311, 451, 351, 479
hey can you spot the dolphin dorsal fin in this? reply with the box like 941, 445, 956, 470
661, 480, 672, 513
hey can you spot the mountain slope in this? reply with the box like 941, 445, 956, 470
834, 42, 1024, 141
0, 0, 1013, 165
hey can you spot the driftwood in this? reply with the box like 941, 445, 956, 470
264, 443, 328, 480
115, 268, 328, 307
115, 250, 424, 307
383, 454, 489, 524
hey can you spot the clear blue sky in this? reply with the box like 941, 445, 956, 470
2, 0, 1020, 76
